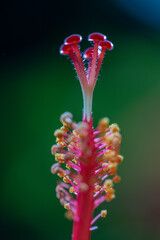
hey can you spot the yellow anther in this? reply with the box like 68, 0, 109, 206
61, 125, 69, 133
94, 185, 101, 192
73, 180, 78, 185
63, 176, 69, 183
69, 186, 76, 193
116, 155, 124, 164
54, 129, 63, 139
112, 175, 121, 183
72, 158, 78, 164
57, 171, 65, 178
106, 188, 115, 202
98, 117, 110, 133
65, 210, 74, 220
55, 153, 65, 163
109, 123, 120, 133
104, 179, 113, 189
102, 163, 109, 171
64, 202, 70, 210
104, 150, 118, 163
101, 210, 107, 218
108, 163, 117, 175
66, 164, 71, 169
56, 139, 66, 148
73, 130, 79, 138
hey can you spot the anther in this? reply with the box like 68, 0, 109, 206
51, 144, 60, 155
112, 175, 121, 183
51, 163, 60, 174
101, 210, 107, 218
106, 188, 115, 202
116, 155, 124, 164
94, 185, 101, 193
65, 210, 74, 220
98, 117, 110, 133
55, 153, 66, 163
54, 129, 63, 139
63, 177, 70, 183
108, 163, 117, 175
60, 112, 73, 127
69, 186, 76, 193
109, 123, 120, 133
104, 179, 113, 189
64, 202, 70, 210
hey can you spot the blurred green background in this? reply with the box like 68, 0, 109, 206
1, 0, 160, 239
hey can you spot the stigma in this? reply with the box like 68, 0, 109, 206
60, 33, 113, 121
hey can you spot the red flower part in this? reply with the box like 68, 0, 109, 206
87, 33, 106, 90
95, 40, 114, 81
88, 33, 106, 42
83, 47, 93, 59
64, 34, 82, 45
52, 33, 123, 240
60, 43, 73, 55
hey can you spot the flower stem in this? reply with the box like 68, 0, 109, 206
72, 117, 96, 240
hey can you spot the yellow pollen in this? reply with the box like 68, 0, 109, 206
55, 153, 65, 163
54, 129, 63, 139
98, 118, 110, 133
106, 188, 115, 202
109, 123, 120, 133
73, 130, 79, 138
66, 164, 71, 169
112, 175, 121, 183
63, 176, 70, 183
69, 186, 76, 193
61, 125, 69, 133
102, 163, 109, 171
57, 170, 65, 178
94, 185, 101, 192
108, 163, 117, 175
116, 155, 124, 164
56, 139, 66, 148
72, 158, 78, 164
64, 202, 70, 210
104, 179, 113, 189
65, 210, 74, 220
101, 210, 107, 218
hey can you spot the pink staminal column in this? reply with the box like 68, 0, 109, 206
72, 116, 96, 240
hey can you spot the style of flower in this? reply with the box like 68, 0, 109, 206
51, 33, 123, 240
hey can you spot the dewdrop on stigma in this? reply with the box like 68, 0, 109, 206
51, 33, 123, 240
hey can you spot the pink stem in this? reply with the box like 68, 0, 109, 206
72, 117, 96, 240
95, 49, 105, 82
88, 41, 99, 86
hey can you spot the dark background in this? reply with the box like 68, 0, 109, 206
1, 0, 160, 239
